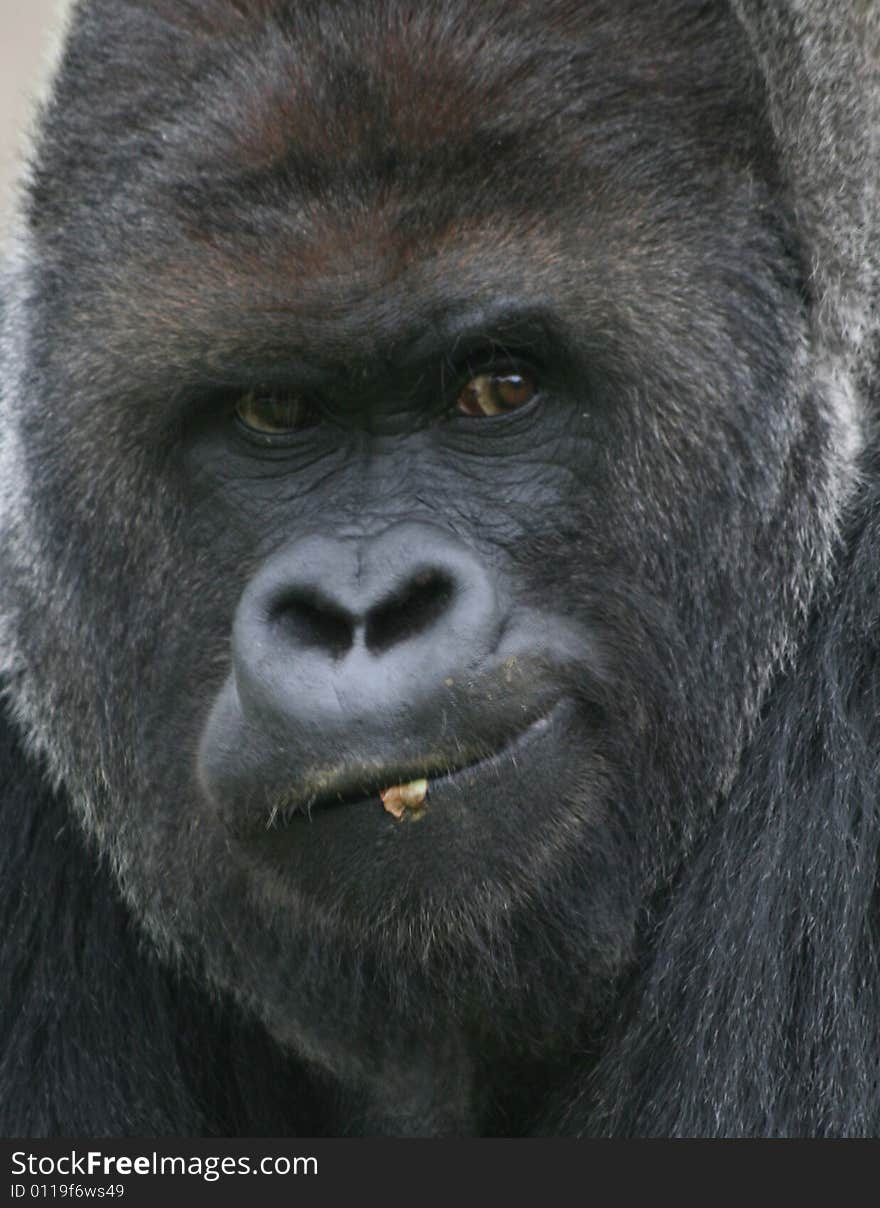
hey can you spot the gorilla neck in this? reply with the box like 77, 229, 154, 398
339, 1033, 587, 1136
352, 1047, 476, 1137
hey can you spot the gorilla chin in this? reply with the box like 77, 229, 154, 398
1, 0, 878, 1138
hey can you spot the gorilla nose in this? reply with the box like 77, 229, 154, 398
231, 522, 503, 735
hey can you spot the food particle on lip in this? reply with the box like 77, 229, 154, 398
380, 778, 428, 820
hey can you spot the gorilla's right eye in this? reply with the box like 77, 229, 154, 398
234, 389, 319, 437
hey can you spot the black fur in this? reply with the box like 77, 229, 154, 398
1, 0, 878, 1136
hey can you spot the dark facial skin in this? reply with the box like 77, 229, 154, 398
4, 0, 833, 1132
194, 317, 600, 897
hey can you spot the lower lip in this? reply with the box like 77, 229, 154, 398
278, 700, 566, 824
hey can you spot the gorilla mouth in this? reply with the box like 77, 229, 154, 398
263, 704, 563, 828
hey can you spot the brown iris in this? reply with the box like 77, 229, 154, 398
235, 389, 315, 435
456, 370, 537, 417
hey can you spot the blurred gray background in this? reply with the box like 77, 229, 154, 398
1, 0, 64, 238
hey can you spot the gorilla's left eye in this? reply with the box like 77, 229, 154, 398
234, 389, 318, 436
456, 370, 538, 417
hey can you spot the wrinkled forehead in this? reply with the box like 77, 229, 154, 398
22, 0, 776, 396
109, 2, 765, 283
168, 3, 757, 178
44, 0, 765, 226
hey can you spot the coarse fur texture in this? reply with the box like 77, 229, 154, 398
0, 0, 879, 1136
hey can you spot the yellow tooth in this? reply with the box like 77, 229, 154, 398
380, 778, 428, 819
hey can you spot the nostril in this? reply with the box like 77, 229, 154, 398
270, 591, 354, 659
365, 569, 456, 655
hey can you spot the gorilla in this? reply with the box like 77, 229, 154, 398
0, 0, 878, 1137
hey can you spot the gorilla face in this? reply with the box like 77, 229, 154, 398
0, 0, 841, 1115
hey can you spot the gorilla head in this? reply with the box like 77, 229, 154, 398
1, 0, 878, 1136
